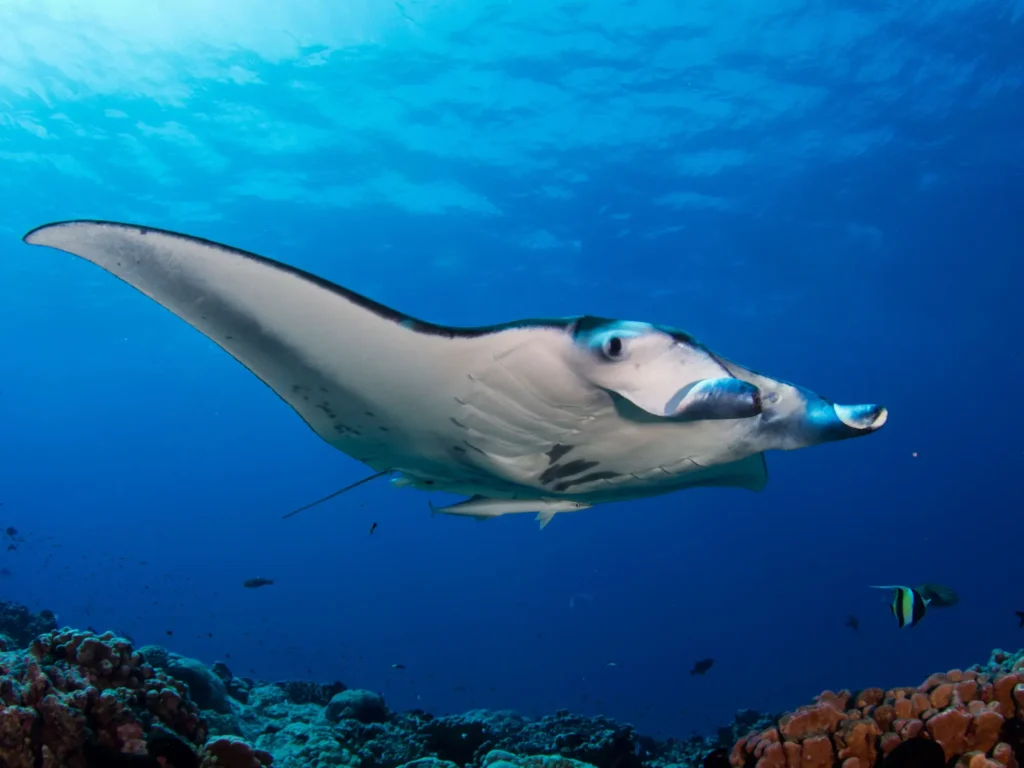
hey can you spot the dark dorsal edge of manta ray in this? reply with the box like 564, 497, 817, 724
21, 220, 888, 529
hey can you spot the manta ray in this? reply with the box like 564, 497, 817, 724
22, 220, 888, 528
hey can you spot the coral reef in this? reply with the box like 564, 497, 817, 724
0, 599, 57, 648
0, 627, 207, 767
140, 644, 232, 714
0, 601, 735, 768
730, 648, 1024, 768
3, 600, 1024, 768
325, 689, 389, 724
232, 692, 670, 768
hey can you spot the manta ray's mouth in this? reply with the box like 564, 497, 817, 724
663, 377, 763, 421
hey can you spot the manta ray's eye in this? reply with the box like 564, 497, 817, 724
602, 336, 624, 360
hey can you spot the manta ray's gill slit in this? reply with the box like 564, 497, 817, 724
545, 443, 574, 464
462, 441, 487, 456
538, 458, 599, 485
553, 470, 623, 492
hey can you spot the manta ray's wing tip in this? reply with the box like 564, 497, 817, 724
23, 220, 164, 249
24, 219, 92, 242
23, 221, 64, 245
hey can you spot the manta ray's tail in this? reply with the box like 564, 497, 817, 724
282, 470, 390, 519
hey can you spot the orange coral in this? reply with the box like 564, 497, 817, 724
729, 660, 1024, 768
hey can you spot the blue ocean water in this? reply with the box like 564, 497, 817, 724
0, 0, 1022, 743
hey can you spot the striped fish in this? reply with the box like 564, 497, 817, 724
871, 585, 930, 628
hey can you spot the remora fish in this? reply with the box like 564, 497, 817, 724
21, 221, 888, 526
429, 497, 590, 529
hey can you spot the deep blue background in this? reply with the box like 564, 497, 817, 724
1, 0, 1022, 740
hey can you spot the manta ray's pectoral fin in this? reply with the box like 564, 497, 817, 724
710, 452, 769, 491
667, 452, 769, 493
21, 220, 461, 472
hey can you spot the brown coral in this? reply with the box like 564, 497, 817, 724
0, 627, 211, 765
730, 662, 1024, 768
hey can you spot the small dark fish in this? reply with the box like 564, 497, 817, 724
915, 582, 959, 609
872, 585, 928, 628
5, 527, 16, 537
39, 609, 55, 621
165, 630, 173, 636
1016, 611, 1024, 627
6, 544, 15, 551
392, 663, 406, 669
0, 567, 10, 577
690, 658, 714, 675
243, 577, 274, 589
882, 737, 945, 768
845, 614, 859, 632
369, 522, 378, 535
